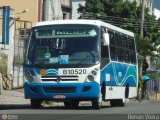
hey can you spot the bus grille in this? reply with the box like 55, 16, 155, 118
43, 87, 76, 93
41, 76, 78, 82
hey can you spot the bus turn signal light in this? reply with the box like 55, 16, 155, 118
40, 69, 46, 76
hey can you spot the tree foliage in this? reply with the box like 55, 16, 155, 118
85, 0, 105, 14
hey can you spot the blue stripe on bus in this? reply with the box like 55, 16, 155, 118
101, 62, 137, 87
24, 67, 59, 76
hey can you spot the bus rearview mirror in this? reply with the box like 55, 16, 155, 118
103, 33, 110, 46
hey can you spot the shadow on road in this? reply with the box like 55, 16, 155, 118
0, 104, 111, 110
0, 104, 31, 110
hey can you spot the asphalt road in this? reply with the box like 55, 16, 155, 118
0, 101, 160, 120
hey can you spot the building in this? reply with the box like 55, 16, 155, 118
41, 0, 72, 21
0, 0, 39, 23
0, 0, 40, 89
61, 0, 72, 19
0, 0, 40, 37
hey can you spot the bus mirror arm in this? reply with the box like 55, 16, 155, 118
103, 33, 110, 46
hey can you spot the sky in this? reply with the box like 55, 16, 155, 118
153, 0, 160, 10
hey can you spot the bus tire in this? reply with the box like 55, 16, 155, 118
110, 99, 126, 107
30, 99, 41, 109
72, 100, 79, 108
64, 101, 79, 108
117, 99, 126, 107
64, 101, 72, 108
92, 98, 102, 109
110, 100, 117, 107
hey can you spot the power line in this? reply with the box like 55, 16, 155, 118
83, 12, 160, 24
82, 13, 160, 30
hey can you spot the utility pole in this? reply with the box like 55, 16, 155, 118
140, 0, 145, 39
139, 0, 145, 78
139, 0, 145, 77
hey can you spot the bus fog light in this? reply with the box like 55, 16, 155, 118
92, 70, 97, 76
87, 75, 94, 82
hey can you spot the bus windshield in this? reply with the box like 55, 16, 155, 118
25, 24, 100, 67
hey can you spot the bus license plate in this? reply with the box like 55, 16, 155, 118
54, 95, 66, 99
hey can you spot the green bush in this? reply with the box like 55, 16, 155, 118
0, 54, 7, 75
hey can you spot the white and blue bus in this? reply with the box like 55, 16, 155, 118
23, 20, 138, 109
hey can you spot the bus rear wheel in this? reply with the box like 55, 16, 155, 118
110, 100, 118, 107
30, 99, 41, 109
117, 99, 126, 107
110, 99, 126, 107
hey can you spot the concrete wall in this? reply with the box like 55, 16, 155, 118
0, 73, 3, 94
61, 0, 70, 6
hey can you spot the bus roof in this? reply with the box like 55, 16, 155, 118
33, 20, 134, 37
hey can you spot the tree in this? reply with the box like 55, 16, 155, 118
85, 0, 105, 14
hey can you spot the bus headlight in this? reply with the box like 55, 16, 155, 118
87, 75, 94, 82
91, 70, 97, 76
85, 68, 99, 82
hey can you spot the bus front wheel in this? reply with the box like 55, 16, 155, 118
64, 101, 72, 108
30, 99, 41, 109
64, 101, 79, 108
92, 98, 102, 109
72, 100, 79, 108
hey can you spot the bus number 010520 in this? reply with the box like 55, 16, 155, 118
63, 69, 87, 75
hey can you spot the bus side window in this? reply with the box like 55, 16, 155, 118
121, 35, 128, 62
101, 46, 108, 58
115, 32, 122, 61
128, 37, 136, 64
109, 30, 117, 60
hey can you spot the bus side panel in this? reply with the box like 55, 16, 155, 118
101, 62, 138, 99
101, 62, 137, 87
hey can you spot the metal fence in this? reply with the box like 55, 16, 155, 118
146, 71, 160, 100
13, 20, 32, 88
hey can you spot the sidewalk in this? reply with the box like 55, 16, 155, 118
0, 89, 30, 105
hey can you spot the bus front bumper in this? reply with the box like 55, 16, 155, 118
24, 82, 100, 101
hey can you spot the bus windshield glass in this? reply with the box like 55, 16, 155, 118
25, 24, 100, 67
